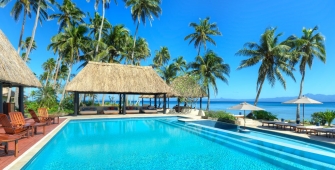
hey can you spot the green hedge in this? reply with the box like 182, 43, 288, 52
252, 110, 277, 120
205, 111, 236, 124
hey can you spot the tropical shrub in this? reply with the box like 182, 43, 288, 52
323, 110, 335, 126
205, 111, 236, 124
311, 112, 326, 125
252, 110, 277, 120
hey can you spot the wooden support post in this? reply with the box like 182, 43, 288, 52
74, 91, 79, 116
200, 97, 202, 110
119, 94, 121, 114
18, 86, 24, 115
122, 94, 126, 115
142, 98, 143, 106
163, 94, 167, 114
154, 95, 157, 108
150, 98, 152, 105
168, 98, 170, 108
0, 83, 3, 113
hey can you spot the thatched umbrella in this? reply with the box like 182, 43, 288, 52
0, 30, 42, 113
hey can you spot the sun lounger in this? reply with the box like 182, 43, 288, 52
295, 126, 324, 134
274, 122, 292, 130
0, 114, 30, 138
312, 128, 335, 138
9, 112, 47, 136
28, 109, 52, 125
261, 121, 279, 127
79, 107, 98, 115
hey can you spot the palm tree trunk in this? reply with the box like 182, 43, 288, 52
59, 63, 72, 108
296, 71, 305, 121
95, 0, 105, 54
254, 77, 266, 106
131, 21, 140, 64
53, 55, 62, 89
206, 87, 210, 111
44, 72, 50, 87
24, 1, 40, 62
18, 10, 27, 54
197, 46, 201, 56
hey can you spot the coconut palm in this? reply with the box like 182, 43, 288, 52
96, 24, 130, 63
124, 0, 162, 64
157, 63, 177, 85
121, 36, 150, 65
285, 26, 326, 122
86, 0, 117, 54
0, 0, 38, 53
189, 50, 230, 110
23, 0, 50, 62
86, 12, 111, 41
51, 24, 90, 106
173, 56, 187, 74
236, 27, 296, 106
42, 58, 56, 86
184, 17, 221, 56
49, 0, 85, 32
153, 46, 170, 67
20, 36, 37, 62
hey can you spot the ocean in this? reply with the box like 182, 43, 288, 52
131, 100, 335, 121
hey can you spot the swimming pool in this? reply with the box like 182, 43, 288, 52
22, 117, 335, 169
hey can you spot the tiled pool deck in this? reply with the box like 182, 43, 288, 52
1, 112, 334, 169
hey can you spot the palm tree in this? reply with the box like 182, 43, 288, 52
23, 0, 50, 62
42, 58, 56, 86
96, 24, 130, 63
121, 36, 151, 65
157, 63, 177, 85
86, 0, 117, 54
236, 27, 296, 106
124, 0, 162, 64
51, 24, 89, 106
184, 17, 221, 56
0, 0, 37, 53
87, 12, 111, 41
20, 36, 37, 62
189, 50, 230, 110
153, 46, 170, 67
173, 56, 187, 74
286, 26, 326, 122
49, 0, 85, 32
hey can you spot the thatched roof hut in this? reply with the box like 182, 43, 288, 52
0, 30, 42, 87
170, 75, 207, 98
65, 62, 172, 94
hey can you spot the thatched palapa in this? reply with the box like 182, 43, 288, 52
0, 30, 41, 87
66, 62, 172, 94
170, 75, 207, 98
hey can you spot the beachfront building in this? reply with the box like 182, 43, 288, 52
65, 62, 173, 115
0, 30, 42, 114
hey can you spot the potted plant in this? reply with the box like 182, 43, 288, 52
281, 118, 285, 122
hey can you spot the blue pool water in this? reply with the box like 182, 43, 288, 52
23, 117, 335, 170
190, 120, 335, 153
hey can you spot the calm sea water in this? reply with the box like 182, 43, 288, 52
138, 100, 335, 121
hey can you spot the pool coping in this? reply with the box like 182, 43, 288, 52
4, 114, 181, 170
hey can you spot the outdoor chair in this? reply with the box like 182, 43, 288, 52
28, 109, 52, 125
38, 108, 54, 125
0, 114, 30, 138
10, 112, 46, 136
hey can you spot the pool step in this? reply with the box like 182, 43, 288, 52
157, 119, 335, 170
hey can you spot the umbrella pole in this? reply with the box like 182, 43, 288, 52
303, 104, 305, 126
244, 110, 246, 129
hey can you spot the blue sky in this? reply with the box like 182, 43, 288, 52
1, 0, 334, 99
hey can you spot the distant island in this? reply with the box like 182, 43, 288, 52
212, 93, 335, 102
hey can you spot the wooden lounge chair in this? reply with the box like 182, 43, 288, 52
295, 126, 323, 134
0, 114, 30, 138
28, 109, 52, 125
9, 112, 46, 136
38, 108, 55, 124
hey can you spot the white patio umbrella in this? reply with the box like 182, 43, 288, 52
282, 96, 322, 125
228, 102, 264, 129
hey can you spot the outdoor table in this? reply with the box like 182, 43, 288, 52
29, 123, 47, 136
0, 134, 20, 157
49, 115, 61, 124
